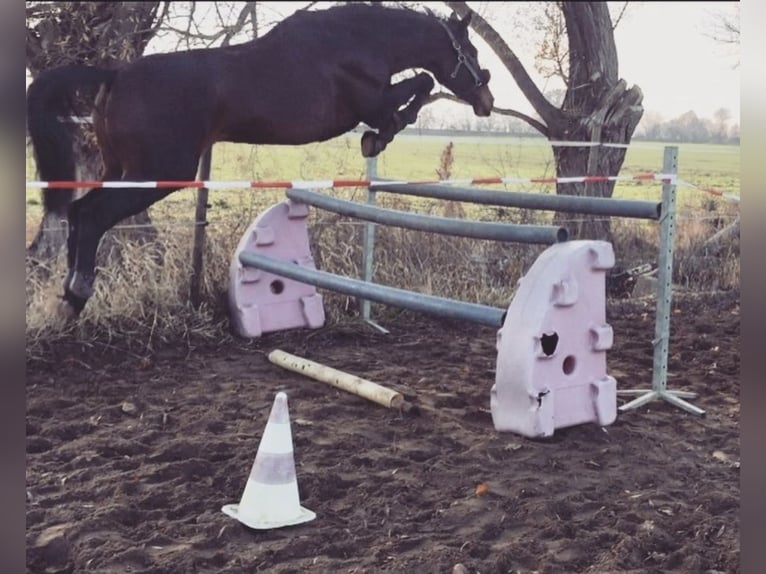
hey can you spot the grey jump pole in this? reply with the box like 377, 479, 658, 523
371, 180, 661, 220
286, 188, 569, 245
617, 146, 704, 416
239, 252, 507, 328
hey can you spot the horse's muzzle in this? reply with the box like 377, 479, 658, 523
473, 85, 494, 117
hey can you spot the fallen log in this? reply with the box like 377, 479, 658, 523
268, 349, 418, 413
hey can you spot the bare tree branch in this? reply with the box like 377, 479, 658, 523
705, 5, 740, 45
610, 2, 630, 31
148, 2, 172, 36
221, 2, 256, 46
533, 2, 569, 84
445, 1, 558, 127
426, 92, 549, 136
247, 2, 258, 39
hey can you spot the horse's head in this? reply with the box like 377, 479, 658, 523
432, 11, 494, 117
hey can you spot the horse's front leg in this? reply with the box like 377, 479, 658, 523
361, 73, 435, 157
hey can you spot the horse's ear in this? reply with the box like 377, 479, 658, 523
450, 10, 472, 29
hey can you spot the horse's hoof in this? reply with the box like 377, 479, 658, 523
361, 131, 379, 158
67, 271, 95, 301
43, 296, 79, 327
57, 297, 80, 323
62, 290, 87, 317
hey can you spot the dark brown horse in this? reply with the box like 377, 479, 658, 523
26, 4, 494, 316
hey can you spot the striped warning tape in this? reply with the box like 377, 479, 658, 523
676, 180, 740, 204
25, 172, 675, 190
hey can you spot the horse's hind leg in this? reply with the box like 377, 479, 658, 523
62, 160, 122, 308
62, 186, 177, 313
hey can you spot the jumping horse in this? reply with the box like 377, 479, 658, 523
26, 3, 495, 316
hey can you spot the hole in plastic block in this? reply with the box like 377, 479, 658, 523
562, 355, 576, 375
540, 332, 559, 356
270, 279, 285, 295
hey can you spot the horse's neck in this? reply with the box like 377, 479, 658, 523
360, 13, 446, 73
391, 30, 447, 73
234, 9, 446, 74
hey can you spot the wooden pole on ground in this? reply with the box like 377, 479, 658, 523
268, 349, 417, 413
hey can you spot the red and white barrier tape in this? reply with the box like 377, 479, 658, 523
676, 180, 740, 204
25, 172, 675, 190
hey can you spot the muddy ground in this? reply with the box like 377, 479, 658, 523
26, 291, 740, 574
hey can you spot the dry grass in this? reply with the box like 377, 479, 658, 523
25, 144, 739, 358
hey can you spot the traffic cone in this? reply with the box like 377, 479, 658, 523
222, 391, 316, 529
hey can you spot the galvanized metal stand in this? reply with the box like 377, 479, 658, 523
361, 156, 390, 333
617, 146, 705, 416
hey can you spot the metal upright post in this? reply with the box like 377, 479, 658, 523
190, 146, 212, 309
618, 146, 705, 416
361, 156, 389, 333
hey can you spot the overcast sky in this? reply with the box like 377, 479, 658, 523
31, 2, 738, 124
611, 2, 739, 120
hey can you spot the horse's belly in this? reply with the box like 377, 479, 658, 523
220, 109, 359, 146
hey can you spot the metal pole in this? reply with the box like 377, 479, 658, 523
239, 252, 507, 328
361, 157, 388, 332
190, 146, 212, 309
286, 188, 568, 245
618, 146, 705, 416
371, 181, 661, 220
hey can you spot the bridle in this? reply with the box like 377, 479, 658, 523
437, 19, 485, 87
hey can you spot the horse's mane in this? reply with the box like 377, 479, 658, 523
291, 2, 445, 22
256, 2, 445, 45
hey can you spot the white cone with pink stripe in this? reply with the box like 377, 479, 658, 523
222, 391, 316, 529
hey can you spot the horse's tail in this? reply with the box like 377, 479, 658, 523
26, 64, 117, 214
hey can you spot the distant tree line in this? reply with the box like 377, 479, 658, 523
413, 104, 738, 145
633, 108, 739, 145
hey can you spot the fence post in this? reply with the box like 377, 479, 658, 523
190, 146, 212, 309
361, 156, 389, 333
618, 145, 705, 415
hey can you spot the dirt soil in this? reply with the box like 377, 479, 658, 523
26, 292, 740, 574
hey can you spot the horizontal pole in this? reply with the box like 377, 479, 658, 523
239, 253, 507, 328
371, 180, 661, 220
286, 188, 567, 245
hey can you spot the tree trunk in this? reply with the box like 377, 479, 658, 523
549, 79, 643, 241
549, 2, 643, 241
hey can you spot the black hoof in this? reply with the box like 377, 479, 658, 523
361, 131, 379, 158
62, 291, 87, 316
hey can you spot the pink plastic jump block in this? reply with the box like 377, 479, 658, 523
228, 199, 325, 338
492, 240, 617, 438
